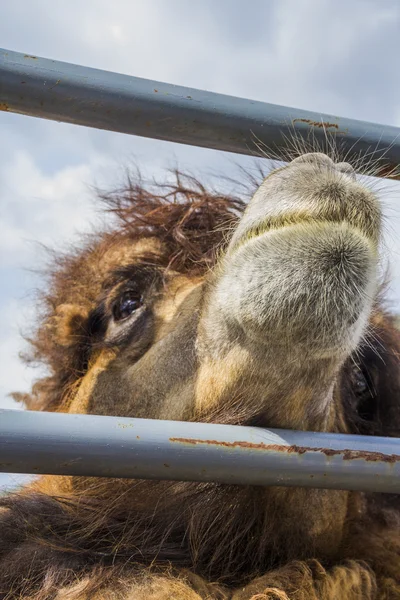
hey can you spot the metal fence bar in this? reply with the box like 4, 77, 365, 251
0, 409, 399, 493
1, 48, 399, 178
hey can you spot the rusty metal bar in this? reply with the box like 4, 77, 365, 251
0, 409, 399, 493
0, 48, 399, 177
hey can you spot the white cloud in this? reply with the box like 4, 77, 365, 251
0, 0, 399, 490
0, 151, 105, 268
0, 300, 38, 409
0, 473, 33, 490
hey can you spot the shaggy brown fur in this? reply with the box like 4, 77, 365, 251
16, 174, 244, 414
3, 162, 400, 599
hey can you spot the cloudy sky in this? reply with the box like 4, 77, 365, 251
1, 0, 400, 487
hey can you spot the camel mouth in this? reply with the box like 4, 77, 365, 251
232, 216, 376, 254
227, 155, 382, 259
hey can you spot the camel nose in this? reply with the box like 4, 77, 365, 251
291, 153, 356, 179
335, 162, 356, 178
291, 152, 334, 167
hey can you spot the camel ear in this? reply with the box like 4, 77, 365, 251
50, 304, 90, 348
12, 304, 92, 412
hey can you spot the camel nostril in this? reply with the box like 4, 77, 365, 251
336, 162, 356, 179
291, 154, 356, 179
291, 153, 335, 168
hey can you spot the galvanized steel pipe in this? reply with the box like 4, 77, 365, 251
0, 409, 399, 493
1, 48, 399, 177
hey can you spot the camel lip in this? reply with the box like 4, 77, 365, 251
230, 217, 376, 255
230, 218, 326, 252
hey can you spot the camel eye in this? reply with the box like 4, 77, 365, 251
352, 367, 369, 397
350, 365, 377, 423
112, 290, 143, 322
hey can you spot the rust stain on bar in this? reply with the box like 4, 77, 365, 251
169, 438, 400, 463
293, 118, 340, 130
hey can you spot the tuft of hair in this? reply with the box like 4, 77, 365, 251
100, 170, 246, 273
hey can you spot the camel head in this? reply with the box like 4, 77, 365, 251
21, 153, 400, 440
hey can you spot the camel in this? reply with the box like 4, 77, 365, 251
2, 151, 400, 599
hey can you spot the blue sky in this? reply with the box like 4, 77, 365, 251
1, 0, 400, 487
